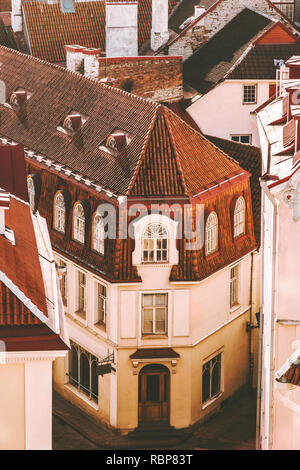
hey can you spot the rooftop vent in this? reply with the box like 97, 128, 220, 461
99, 77, 117, 86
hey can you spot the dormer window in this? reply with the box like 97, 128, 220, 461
58, 110, 88, 135
7, 88, 32, 110
100, 129, 131, 154
205, 211, 218, 256
234, 196, 245, 238
54, 191, 66, 233
73, 202, 85, 244
106, 133, 127, 152
63, 113, 82, 132
142, 223, 168, 263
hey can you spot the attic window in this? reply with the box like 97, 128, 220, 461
100, 129, 131, 154
6, 88, 32, 110
58, 110, 88, 135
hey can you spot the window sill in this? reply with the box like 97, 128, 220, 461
230, 303, 241, 314
205, 250, 220, 261
142, 334, 168, 340
74, 310, 87, 321
94, 321, 106, 332
202, 392, 223, 410
242, 102, 257, 106
64, 384, 99, 410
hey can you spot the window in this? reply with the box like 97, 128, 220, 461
76, 270, 86, 317
92, 213, 105, 255
69, 340, 99, 403
142, 223, 168, 263
73, 203, 85, 244
27, 176, 35, 211
231, 135, 252, 145
205, 212, 218, 255
243, 84, 257, 104
234, 196, 245, 238
95, 282, 107, 326
230, 265, 239, 307
54, 192, 66, 233
142, 293, 168, 335
202, 352, 222, 404
56, 260, 67, 306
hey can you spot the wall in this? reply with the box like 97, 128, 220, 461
187, 81, 272, 146
97, 56, 183, 102
168, 0, 295, 60
0, 364, 25, 450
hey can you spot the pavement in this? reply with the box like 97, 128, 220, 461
52, 387, 257, 450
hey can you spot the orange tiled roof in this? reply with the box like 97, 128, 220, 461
22, 0, 179, 63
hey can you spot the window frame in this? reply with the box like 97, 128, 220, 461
56, 258, 67, 307
141, 292, 168, 335
92, 212, 105, 255
233, 196, 245, 239
68, 340, 99, 403
73, 202, 85, 244
94, 280, 107, 328
230, 134, 252, 145
142, 223, 169, 264
76, 269, 87, 318
54, 191, 66, 233
27, 175, 35, 212
243, 84, 257, 105
230, 264, 240, 308
202, 351, 223, 407
205, 211, 218, 256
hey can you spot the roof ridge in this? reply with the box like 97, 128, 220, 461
0, 44, 160, 110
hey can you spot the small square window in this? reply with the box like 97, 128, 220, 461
231, 135, 252, 145
243, 85, 257, 104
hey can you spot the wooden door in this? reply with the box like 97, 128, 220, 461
138, 367, 169, 423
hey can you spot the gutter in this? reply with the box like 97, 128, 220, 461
260, 180, 279, 450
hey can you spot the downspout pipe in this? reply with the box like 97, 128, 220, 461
260, 180, 279, 450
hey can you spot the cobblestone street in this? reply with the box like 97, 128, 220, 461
53, 387, 257, 450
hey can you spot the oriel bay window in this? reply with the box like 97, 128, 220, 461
202, 352, 222, 405
142, 293, 168, 335
69, 340, 99, 403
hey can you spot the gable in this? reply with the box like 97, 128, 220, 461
256, 22, 299, 44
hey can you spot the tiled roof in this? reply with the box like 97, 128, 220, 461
228, 43, 300, 80
183, 8, 272, 94
22, 0, 178, 63
205, 135, 262, 244
0, 0, 10, 11
276, 345, 300, 387
0, 46, 243, 197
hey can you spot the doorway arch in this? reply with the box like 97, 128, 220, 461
138, 364, 170, 424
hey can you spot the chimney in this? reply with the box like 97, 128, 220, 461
83, 48, 102, 79
194, 5, 206, 19
11, 0, 22, 32
106, 2, 138, 58
151, 0, 169, 51
0, 189, 10, 236
65, 45, 86, 73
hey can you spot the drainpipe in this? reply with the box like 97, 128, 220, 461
260, 180, 279, 450
248, 251, 255, 386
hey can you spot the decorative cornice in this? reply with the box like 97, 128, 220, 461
0, 350, 67, 364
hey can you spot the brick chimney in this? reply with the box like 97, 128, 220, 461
151, 0, 169, 51
106, 2, 138, 58
11, 0, 22, 32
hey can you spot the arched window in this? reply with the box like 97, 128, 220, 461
234, 197, 245, 238
92, 213, 105, 255
142, 223, 168, 263
73, 202, 85, 244
54, 192, 66, 233
27, 176, 35, 211
205, 212, 218, 255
